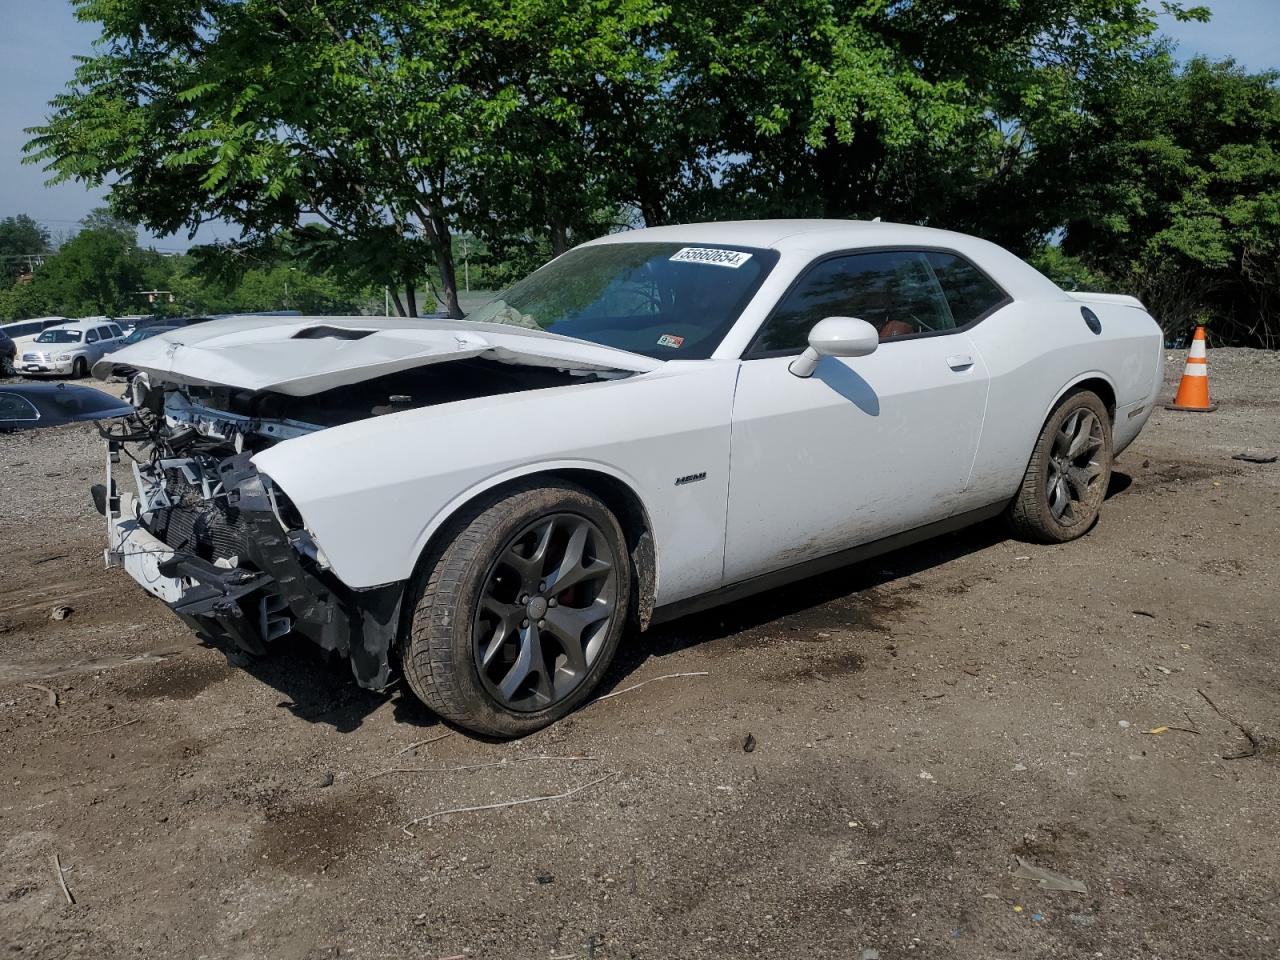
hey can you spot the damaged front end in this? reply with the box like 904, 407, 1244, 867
92, 315, 660, 688
100, 426, 404, 689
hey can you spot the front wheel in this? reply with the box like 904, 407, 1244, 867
401, 481, 631, 737
71, 357, 88, 379
1007, 389, 1113, 543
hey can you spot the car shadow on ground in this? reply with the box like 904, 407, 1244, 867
209, 471, 1134, 734
611, 470, 1132, 678
193, 633, 420, 734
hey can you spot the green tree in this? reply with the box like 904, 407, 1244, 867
80, 206, 140, 240
1057, 56, 1280, 345
654, 1, 1208, 244
0, 214, 54, 282
26, 0, 671, 318
0, 278, 54, 321
26, 0, 1227, 329
29, 228, 146, 316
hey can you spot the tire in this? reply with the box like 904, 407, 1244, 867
71, 357, 88, 379
1007, 389, 1113, 543
401, 480, 632, 737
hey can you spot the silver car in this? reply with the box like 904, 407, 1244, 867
19, 319, 126, 378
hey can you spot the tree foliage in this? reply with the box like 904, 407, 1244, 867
1055, 56, 1280, 345
0, 215, 370, 321
25, 0, 669, 317
29, 0, 1280, 346
23, 228, 145, 316
0, 214, 54, 282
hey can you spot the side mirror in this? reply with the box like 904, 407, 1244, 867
788, 316, 878, 378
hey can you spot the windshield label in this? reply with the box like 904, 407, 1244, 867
669, 247, 753, 268
657, 334, 685, 349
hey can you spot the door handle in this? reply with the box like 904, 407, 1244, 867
946, 354, 974, 371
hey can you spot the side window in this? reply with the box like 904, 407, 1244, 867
0, 393, 39, 422
86, 330, 99, 344
97, 326, 113, 340
108, 324, 124, 338
752, 251, 954, 354
924, 252, 1008, 326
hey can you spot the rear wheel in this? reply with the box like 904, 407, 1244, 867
1007, 390, 1113, 543
401, 481, 631, 737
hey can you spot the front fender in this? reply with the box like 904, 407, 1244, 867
404, 457, 659, 590
251, 361, 739, 604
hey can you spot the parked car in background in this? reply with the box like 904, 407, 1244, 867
18, 318, 126, 378
0, 330, 15, 374
2, 317, 73, 350
114, 315, 152, 333
118, 323, 181, 348
130, 311, 303, 335
101, 323, 181, 378
130, 314, 206, 331
0, 381, 133, 432
97, 219, 1163, 737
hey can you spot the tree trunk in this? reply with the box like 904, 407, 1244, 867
389, 287, 407, 317
550, 215, 570, 256
404, 282, 418, 318
636, 167, 667, 227
411, 196, 463, 319
433, 229, 462, 319
638, 193, 666, 228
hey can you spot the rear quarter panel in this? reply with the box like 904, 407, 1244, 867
966, 298, 1162, 496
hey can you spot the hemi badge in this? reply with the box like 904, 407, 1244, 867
675, 472, 707, 486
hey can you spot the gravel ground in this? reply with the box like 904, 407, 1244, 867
2, 349, 1279, 960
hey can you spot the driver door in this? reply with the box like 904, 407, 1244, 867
723, 249, 995, 583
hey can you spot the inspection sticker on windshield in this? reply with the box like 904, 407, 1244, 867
657, 334, 685, 349
669, 247, 753, 268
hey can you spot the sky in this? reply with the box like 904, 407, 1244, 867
0, 0, 1276, 252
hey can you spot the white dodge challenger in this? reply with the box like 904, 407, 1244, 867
94, 220, 1162, 735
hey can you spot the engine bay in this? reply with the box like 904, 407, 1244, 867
133, 356, 608, 453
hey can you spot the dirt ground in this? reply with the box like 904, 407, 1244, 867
2, 349, 1279, 960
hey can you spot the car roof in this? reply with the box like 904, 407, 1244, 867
585, 218, 1003, 250
52, 318, 119, 332
583, 219, 1064, 300
2, 316, 67, 329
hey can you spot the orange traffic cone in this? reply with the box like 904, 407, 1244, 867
1165, 325, 1217, 413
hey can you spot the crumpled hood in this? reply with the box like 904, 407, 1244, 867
93, 314, 661, 395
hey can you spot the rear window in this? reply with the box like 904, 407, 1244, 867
924, 252, 1009, 326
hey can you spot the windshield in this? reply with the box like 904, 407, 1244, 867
466, 242, 778, 359
36, 329, 82, 344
